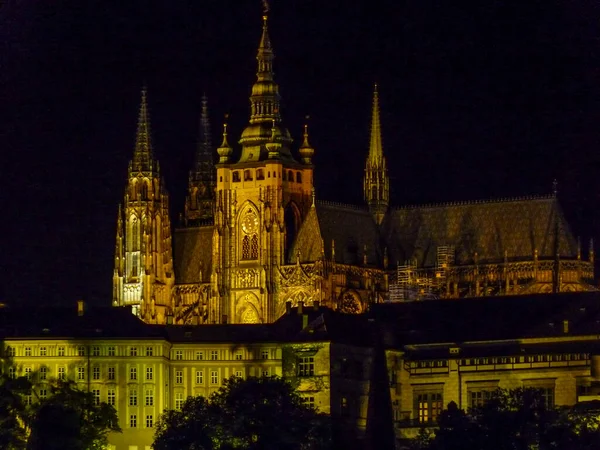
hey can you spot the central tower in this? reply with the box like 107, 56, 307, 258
213, 10, 314, 323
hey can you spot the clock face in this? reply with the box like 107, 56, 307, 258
241, 212, 258, 235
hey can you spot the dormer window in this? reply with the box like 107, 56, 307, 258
232, 171, 241, 182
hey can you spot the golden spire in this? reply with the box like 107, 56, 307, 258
217, 115, 233, 163
299, 116, 315, 164
368, 83, 384, 166
132, 87, 154, 172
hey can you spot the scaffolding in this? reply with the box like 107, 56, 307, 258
388, 259, 435, 302
435, 245, 455, 290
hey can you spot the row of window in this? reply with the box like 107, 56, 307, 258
129, 414, 154, 429
230, 169, 303, 183
409, 353, 590, 369
172, 349, 272, 361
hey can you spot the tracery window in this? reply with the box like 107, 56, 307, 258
241, 210, 259, 260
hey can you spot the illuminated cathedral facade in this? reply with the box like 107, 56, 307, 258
112, 11, 596, 325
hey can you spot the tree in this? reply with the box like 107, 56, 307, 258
154, 376, 331, 450
417, 388, 600, 450
0, 369, 31, 450
27, 380, 121, 450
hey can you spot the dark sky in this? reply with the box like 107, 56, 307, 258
1, 0, 599, 306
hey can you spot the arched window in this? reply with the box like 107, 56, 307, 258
282, 171, 286, 181
256, 169, 264, 180
244, 170, 253, 181
233, 171, 241, 182
251, 234, 259, 259
242, 235, 251, 260
296, 172, 302, 183
132, 218, 139, 251
288, 170, 293, 181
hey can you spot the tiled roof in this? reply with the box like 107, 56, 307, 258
382, 195, 576, 267
292, 201, 382, 265
173, 225, 214, 284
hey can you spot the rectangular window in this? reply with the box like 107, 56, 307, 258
93, 366, 100, 380
235, 351, 243, 360
469, 390, 492, 409
24, 395, 32, 406
25, 367, 32, 380
39, 366, 48, 380
77, 346, 85, 357
6, 346, 15, 357
415, 392, 443, 424
107, 389, 115, 406
58, 367, 65, 380
92, 346, 100, 356
57, 346, 65, 357
130, 347, 138, 357
108, 367, 115, 380
146, 347, 153, 356
211, 350, 218, 361
175, 393, 184, 410
25, 347, 31, 357
77, 367, 85, 381
129, 390, 137, 406
175, 350, 183, 360
8, 367, 16, 379
540, 387, 555, 409
93, 389, 101, 406
145, 390, 153, 406
39, 389, 47, 400
175, 370, 183, 384
196, 351, 204, 360
235, 370, 243, 379
108, 346, 115, 356
262, 369, 270, 377
196, 370, 203, 385
524, 381, 556, 409
298, 356, 315, 377
146, 367, 153, 381
211, 370, 218, 385
303, 396, 315, 409
130, 367, 137, 381
261, 350, 269, 360
146, 415, 153, 428
39, 347, 47, 357
130, 414, 137, 428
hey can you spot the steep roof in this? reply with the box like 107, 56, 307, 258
292, 201, 382, 265
382, 195, 576, 267
173, 225, 214, 284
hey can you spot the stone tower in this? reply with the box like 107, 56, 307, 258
213, 12, 315, 323
364, 83, 389, 225
113, 88, 174, 323
184, 94, 215, 225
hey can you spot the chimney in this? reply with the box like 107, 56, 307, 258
298, 301, 304, 314
313, 300, 320, 311
77, 300, 85, 317
285, 301, 292, 315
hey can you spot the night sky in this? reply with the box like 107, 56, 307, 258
1, 0, 599, 307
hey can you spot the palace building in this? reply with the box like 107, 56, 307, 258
111, 10, 596, 326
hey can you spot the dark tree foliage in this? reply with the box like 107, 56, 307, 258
0, 370, 31, 450
414, 388, 600, 450
154, 376, 331, 450
27, 380, 121, 450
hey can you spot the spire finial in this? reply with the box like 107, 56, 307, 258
299, 115, 315, 165
311, 187, 316, 207
217, 114, 233, 164
132, 86, 154, 172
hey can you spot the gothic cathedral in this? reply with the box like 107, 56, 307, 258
113, 11, 596, 325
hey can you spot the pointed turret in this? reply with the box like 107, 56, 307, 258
364, 83, 390, 225
184, 94, 215, 224
237, 9, 295, 162
299, 119, 315, 165
131, 88, 154, 173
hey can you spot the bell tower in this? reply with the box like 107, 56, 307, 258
364, 83, 389, 225
213, 9, 315, 324
113, 88, 174, 323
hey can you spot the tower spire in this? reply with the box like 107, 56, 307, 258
364, 83, 389, 225
132, 87, 154, 172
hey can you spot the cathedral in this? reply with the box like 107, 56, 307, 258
112, 11, 596, 325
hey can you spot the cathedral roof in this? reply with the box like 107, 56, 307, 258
173, 225, 214, 284
292, 201, 382, 265
382, 195, 576, 267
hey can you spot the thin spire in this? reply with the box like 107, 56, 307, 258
368, 83, 384, 165
217, 115, 233, 164
132, 87, 154, 172
299, 116, 315, 164
190, 94, 214, 184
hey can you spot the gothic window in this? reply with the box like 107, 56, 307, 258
242, 235, 251, 260
132, 217, 139, 251
296, 172, 302, 183
232, 171, 241, 182
244, 170, 253, 181
240, 210, 259, 261
141, 181, 149, 200
251, 234, 258, 259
